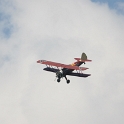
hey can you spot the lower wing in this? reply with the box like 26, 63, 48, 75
66, 72, 91, 77
43, 67, 90, 78
43, 67, 59, 73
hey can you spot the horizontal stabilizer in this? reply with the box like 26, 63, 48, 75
74, 58, 92, 62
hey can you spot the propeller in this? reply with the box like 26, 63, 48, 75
54, 70, 63, 81
56, 70, 63, 78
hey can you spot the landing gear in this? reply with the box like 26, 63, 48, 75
57, 78, 60, 82
67, 79, 70, 84
65, 76, 70, 84
56, 72, 70, 84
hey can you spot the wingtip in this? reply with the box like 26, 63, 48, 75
37, 60, 41, 63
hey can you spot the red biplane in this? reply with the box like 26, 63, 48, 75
37, 53, 91, 84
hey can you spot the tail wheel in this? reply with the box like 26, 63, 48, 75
67, 80, 70, 84
57, 78, 60, 82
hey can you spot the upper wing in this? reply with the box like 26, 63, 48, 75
37, 60, 88, 71
66, 72, 91, 77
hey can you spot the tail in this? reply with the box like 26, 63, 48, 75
81, 53, 87, 61
74, 53, 92, 62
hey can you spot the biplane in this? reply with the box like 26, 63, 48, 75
37, 53, 91, 84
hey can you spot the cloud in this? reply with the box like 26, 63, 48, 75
0, 0, 16, 38
116, 2, 124, 14
0, 0, 124, 124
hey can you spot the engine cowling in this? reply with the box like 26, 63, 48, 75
56, 71, 63, 79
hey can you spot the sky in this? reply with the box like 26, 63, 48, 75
92, 0, 124, 14
0, 0, 124, 124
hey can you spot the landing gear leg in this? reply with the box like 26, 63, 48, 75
57, 78, 60, 82
65, 76, 70, 84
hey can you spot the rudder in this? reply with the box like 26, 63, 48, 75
81, 53, 87, 60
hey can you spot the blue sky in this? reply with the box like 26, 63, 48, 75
0, 1, 14, 38
0, 13, 12, 38
92, 0, 124, 13
91, 0, 124, 7
0, 0, 124, 124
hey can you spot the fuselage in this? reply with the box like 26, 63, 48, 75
62, 61, 83, 76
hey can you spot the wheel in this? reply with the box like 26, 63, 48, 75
57, 78, 60, 82
67, 80, 70, 84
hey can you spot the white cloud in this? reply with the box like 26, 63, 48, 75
117, 2, 124, 12
0, 0, 124, 124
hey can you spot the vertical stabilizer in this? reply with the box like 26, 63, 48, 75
74, 53, 91, 62
81, 53, 87, 60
